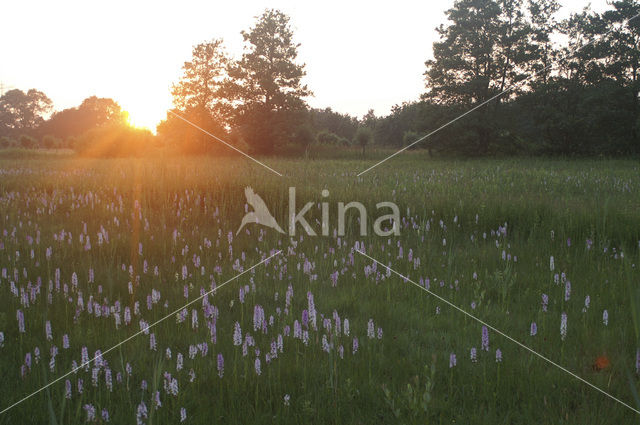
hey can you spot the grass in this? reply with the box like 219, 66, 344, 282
0, 148, 75, 159
0, 155, 639, 424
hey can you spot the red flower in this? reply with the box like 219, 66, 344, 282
593, 356, 610, 371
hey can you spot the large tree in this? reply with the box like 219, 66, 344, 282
527, 0, 560, 84
557, 1, 639, 85
227, 9, 311, 154
171, 39, 230, 116
159, 39, 230, 154
598, 1, 640, 86
531, 1, 640, 154
0, 89, 52, 136
423, 0, 538, 153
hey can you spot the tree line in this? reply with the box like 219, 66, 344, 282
375, 0, 640, 156
0, 91, 155, 156
1, 2, 638, 156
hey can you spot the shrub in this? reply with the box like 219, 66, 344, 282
42, 135, 61, 149
316, 130, 339, 145
19, 135, 37, 149
228, 131, 251, 154
0, 136, 14, 148
66, 137, 78, 150
354, 127, 373, 156
74, 124, 156, 157
338, 136, 351, 146
295, 125, 315, 151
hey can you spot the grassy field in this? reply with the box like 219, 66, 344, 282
0, 155, 639, 424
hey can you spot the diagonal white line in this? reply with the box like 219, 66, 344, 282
0, 250, 282, 416
357, 11, 640, 177
355, 249, 640, 415
167, 110, 283, 177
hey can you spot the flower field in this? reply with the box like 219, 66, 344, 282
0, 156, 639, 424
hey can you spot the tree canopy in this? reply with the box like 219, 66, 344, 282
158, 39, 230, 154
39, 96, 126, 141
226, 9, 312, 154
0, 89, 52, 136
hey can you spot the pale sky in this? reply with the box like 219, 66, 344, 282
1, 0, 611, 129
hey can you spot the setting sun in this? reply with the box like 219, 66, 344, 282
123, 110, 154, 132
120, 98, 171, 132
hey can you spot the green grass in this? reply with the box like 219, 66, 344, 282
0, 156, 639, 424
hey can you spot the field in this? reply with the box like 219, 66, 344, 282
0, 154, 639, 424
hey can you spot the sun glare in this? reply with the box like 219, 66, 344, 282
119, 97, 171, 133
124, 109, 158, 132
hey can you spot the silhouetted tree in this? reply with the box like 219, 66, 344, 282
159, 39, 230, 154
0, 89, 52, 137
423, 0, 539, 153
527, 0, 560, 84
40, 96, 125, 141
227, 9, 311, 154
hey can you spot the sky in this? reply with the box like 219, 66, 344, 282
1, 0, 613, 130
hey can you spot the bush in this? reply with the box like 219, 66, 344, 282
295, 125, 315, 151
354, 127, 373, 155
316, 130, 352, 147
0, 136, 15, 148
316, 130, 339, 145
402, 130, 427, 151
337, 136, 351, 146
19, 135, 37, 149
228, 131, 251, 154
65, 137, 78, 150
42, 135, 61, 149
74, 124, 156, 157
157, 111, 229, 155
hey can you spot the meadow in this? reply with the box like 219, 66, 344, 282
0, 154, 639, 424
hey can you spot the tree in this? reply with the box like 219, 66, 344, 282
0, 89, 52, 137
227, 9, 311, 154
602, 0, 640, 136
0, 136, 13, 148
19, 134, 36, 149
402, 130, 422, 148
355, 127, 373, 156
309, 107, 359, 141
423, 0, 537, 154
367, 0, 639, 156
424, 0, 501, 105
42, 135, 60, 149
527, 0, 560, 84
493, 0, 536, 94
40, 96, 126, 141
598, 0, 640, 97
559, 1, 640, 85
172, 39, 230, 115
295, 124, 315, 154
159, 39, 230, 154
361, 109, 378, 135
520, 3, 640, 154
555, 7, 608, 84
